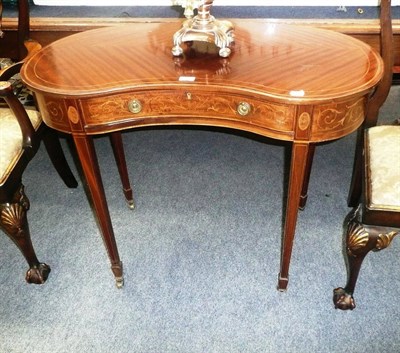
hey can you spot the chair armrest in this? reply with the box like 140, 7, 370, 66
0, 61, 40, 110
0, 62, 23, 81
0, 81, 37, 152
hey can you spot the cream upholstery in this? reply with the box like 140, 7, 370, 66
0, 107, 41, 185
367, 125, 400, 210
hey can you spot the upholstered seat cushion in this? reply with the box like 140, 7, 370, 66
367, 125, 400, 210
0, 107, 41, 186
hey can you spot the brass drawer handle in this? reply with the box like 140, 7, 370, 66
237, 101, 251, 116
128, 99, 142, 114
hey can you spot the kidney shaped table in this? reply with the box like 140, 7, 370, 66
21, 21, 383, 289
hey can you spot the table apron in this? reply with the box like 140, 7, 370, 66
35, 91, 367, 143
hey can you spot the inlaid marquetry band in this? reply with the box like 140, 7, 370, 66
67, 106, 80, 125
298, 112, 311, 131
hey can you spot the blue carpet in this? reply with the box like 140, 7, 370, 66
0, 87, 399, 352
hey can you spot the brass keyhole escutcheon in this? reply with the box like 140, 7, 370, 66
128, 99, 142, 114
237, 101, 251, 116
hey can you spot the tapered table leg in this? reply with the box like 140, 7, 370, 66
278, 142, 310, 291
73, 134, 124, 288
42, 128, 78, 189
299, 144, 315, 210
109, 132, 134, 209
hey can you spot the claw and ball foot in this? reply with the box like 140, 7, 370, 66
0, 185, 50, 284
333, 287, 355, 310
26, 263, 51, 284
333, 207, 399, 310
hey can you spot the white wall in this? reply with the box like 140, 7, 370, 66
33, 0, 400, 6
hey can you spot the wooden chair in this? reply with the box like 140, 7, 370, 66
333, 0, 399, 310
295, 0, 395, 212
0, 0, 79, 283
0, 62, 79, 283
347, 0, 395, 208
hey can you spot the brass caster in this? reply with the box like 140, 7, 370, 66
127, 200, 135, 210
277, 274, 289, 292
115, 277, 124, 289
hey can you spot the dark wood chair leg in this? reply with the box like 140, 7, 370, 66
299, 144, 315, 210
109, 132, 134, 209
41, 127, 78, 189
347, 130, 363, 207
333, 208, 399, 310
0, 185, 50, 284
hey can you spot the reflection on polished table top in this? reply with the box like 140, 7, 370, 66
21, 20, 383, 289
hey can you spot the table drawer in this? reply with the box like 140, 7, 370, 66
82, 90, 295, 133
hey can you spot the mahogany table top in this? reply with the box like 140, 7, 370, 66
21, 21, 383, 105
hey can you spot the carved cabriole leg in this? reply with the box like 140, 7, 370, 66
0, 185, 50, 284
333, 208, 399, 310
